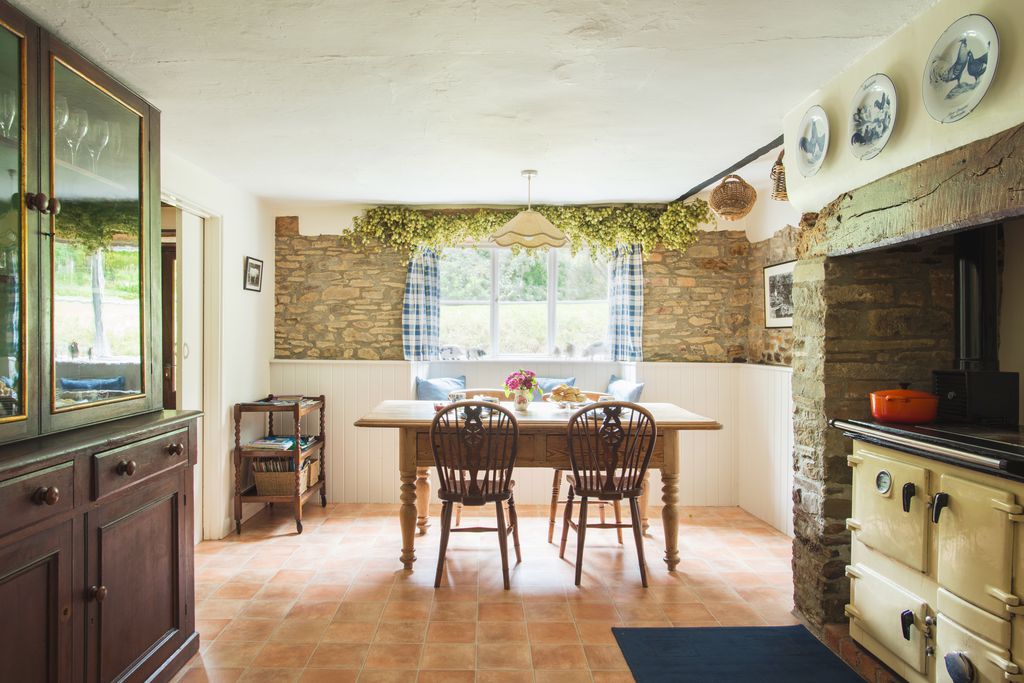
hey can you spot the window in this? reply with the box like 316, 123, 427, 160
440, 247, 609, 358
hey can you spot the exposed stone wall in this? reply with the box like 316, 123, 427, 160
791, 124, 1024, 630
791, 239, 956, 630
643, 230, 751, 362
747, 226, 799, 365
275, 216, 407, 360
275, 217, 797, 366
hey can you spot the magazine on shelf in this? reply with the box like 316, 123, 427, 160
243, 395, 320, 409
251, 454, 318, 473
243, 436, 295, 451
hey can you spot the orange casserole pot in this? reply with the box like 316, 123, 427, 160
869, 386, 939, 424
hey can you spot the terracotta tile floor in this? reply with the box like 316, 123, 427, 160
175, 503, 796, 682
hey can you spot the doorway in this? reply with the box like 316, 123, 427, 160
161, 204, 206, 543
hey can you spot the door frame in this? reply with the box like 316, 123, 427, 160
159, 192, 223, 542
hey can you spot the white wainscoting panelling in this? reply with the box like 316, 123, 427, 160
736, 365, 794, 536
268, 359, 794, 535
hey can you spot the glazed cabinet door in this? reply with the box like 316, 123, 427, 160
0, 3, 39, 444
85, 472, 189, 683
0, 520, 74, 682
39, 32, 161, 435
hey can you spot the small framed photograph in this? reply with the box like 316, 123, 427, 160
243, 256, 264, 292
763, 260, 795, 328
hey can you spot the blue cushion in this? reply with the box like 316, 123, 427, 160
58, 376, 126, 392
606, 374, 644, 402
534, 376, 575, 401
416, 375, 466, 400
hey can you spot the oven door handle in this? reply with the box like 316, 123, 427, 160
984, 650, 1020, 676
932, 492, 950, 523
902, 483, 916, 513
900, 609, 915, 641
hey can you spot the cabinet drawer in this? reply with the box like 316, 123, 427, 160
93, 428, 188, 500
0, 461, 75, 537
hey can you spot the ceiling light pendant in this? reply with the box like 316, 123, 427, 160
492, 170, 567, 248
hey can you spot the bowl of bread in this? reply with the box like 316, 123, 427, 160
544, 384, 592, 409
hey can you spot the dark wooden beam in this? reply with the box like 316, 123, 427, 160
676, 135, 784, 201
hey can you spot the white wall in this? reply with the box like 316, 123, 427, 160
1000, 219, 1024, 424
784, 0, 1024, 212
269, 359, 795, 535
162, 149, 276, 539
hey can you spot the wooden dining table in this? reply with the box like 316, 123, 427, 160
354, 400, 721, 571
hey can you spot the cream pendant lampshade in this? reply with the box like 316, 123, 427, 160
492, 170, 566, 248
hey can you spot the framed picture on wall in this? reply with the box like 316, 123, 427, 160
244, 256, 264, 292
764, 260, 795, 328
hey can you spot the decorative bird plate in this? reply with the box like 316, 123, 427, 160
849, 73, 897, 161
796, 105, 829, 177
924, 14, 998, 123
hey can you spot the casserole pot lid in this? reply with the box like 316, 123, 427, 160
872, 388, 937, 399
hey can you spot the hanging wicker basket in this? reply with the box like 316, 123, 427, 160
709, 174, 757, 221
770, 150, 788, 202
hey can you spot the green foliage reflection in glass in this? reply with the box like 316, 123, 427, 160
0, 25, 22, 413
52, 61, 143, 407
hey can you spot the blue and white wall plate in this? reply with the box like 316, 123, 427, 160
796, 105, 829, 177
849, 73, 897, 161
924, 14, 998, 124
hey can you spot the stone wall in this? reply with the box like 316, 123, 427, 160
275, 216, 407, 360
275, 217, 797, 366
791, 239, 955, 630
747, 226, 799, 365
643, 230, 752, 363
789, 123, 1024, 630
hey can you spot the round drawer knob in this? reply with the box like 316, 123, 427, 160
944, 652, 975, 683
167, 442, 184, 456
116, 460, 137, 476
31, 486, 60, 506
89, 585, 108, 603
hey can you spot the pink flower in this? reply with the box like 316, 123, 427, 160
507, 378, 520, 390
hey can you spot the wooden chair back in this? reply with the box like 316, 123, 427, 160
566, 401, 656, 499
430, 400, 519, 505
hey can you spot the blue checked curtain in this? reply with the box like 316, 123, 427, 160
608, 244, 644, 362
402, 249, 440, 361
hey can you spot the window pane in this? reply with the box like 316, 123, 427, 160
555, 250, 608, 358
497, 250, 547, 354
439, 248, 490, 357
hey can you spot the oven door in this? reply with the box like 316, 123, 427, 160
848, 448, 929, 572
846, 564, 929, 674
935, 611, 1019, 683
933, 474, 1020, 618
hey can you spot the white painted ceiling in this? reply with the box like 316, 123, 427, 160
24, 0, 934, 204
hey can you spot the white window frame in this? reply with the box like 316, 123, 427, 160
440, 246, 608, 359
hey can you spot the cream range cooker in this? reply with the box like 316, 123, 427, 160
832, 419, 1024, 683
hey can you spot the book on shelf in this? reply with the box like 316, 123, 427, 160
251, 454, 318, 473
243, 436, 295, 451
242, 435, 319, 452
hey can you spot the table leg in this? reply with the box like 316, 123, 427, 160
416, 467, 430, 535
399, 431, 417, 569
639, 471, 651, 535
661, 433, 680, 571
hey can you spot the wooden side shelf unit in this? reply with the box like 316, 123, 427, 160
233, 394, 326, 534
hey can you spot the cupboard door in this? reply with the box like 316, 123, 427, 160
86, 472, 187, 683
40, 33, 161, 434
933, 473, 1017, 619
848, 447, 930, 572
0, 3, 38, 444
0, 520, 74, 683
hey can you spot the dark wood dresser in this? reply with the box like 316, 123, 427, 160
0, 410, 200, 682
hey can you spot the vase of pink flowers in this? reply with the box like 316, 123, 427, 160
504, 368, 540, 413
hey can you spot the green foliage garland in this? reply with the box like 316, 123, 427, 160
344, 199, 714, 257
